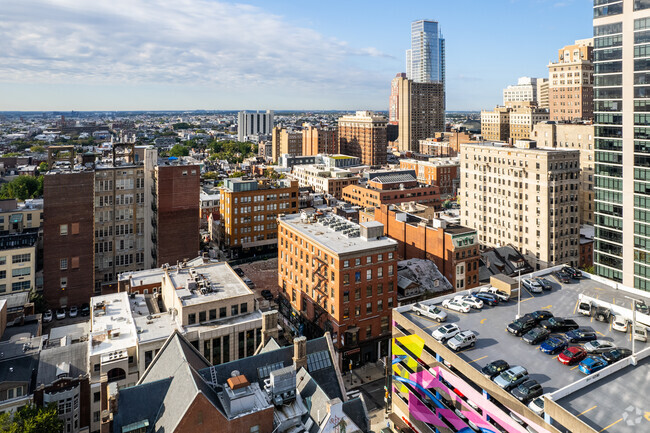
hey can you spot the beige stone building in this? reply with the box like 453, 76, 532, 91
509, 106, 550, 140
395, 76, 445, 153
548, 39, 594, 122
537, 78, 549, 109
271, 127, 302, 162
460, 140, 580, 269
480, 107, 510, 142
532, 122, 594, 225
481, 106, 548, 142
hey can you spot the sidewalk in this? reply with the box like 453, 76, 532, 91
343, 361, 387, 391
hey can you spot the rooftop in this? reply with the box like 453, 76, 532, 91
89, 291, 138, 357
279, 211, 397, 256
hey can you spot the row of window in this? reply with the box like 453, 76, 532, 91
187, 303, 249, 325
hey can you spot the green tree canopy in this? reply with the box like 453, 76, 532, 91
169, 144, 189, 157
172, 122, 191, 130
229, 171, 245, 178
0, 403, 63, 433
0, 175, 43, 200
30, 145, 46, 153
203, 171, 219, 180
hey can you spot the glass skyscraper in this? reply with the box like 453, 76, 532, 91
593, 0, 650, 290
406, 20, 445, 86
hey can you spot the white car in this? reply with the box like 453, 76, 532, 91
528, 397, 544, 416
43, 310, 53, 323
584, 340, 616, 354
432, 323, 460, 342
612, 315, 629, 333
454, 295, 483, 310
55, 309, 66, 320
634, 326, 648, 342
479, 286, 510, 302
522, 278, 543, 294
442, 299, 471, 313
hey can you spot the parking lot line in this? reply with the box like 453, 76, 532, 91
571, 365, 580, 370
578, 405, 597, 416
573, 299, 579, 315
480, 319, 487, 324
468, 355, 487, 364
596, 331, 605, 337
598, 417, 622, 432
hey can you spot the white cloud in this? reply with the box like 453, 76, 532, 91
0, 0, 391, 95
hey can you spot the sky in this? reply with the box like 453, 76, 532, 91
0, 0, 594, 112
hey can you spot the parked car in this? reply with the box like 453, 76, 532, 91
43, 310, 53, 323
535, 277, 553, 291
511, 379, 544, 403
80, 303, 90, 317
601, 348, 632, 364
494, 366, 529, 391
261, 290, 274, 300
233, 267, 245, 277
565, 328, 598, 343
471, 291, 499, 306
558, 346, 588, 365
447, 331, 477, 351
522, 278, 543, 294
552, 270, 571, 283
454, 295, 483, 310
634, 326, 648, 342
530, 310, 554, 323
522, 327, 551, 345
69, 306, 78, 318
540, 336, 569, 355
479, 286, 510, 302
634, 300, 649, 315
611, 315, 629, 333
584, 340, 616, 354
540, 317, 580, 332
481, 359, 510, 379
55, 308, 66, 320
564, 266, 582, 279
412, 303, 448, 322
528, 397, 545, 416
442, 298, 471, 313
432, 323, 461, 343
578, 356, 608, 375
578, 300, 593, 316
507, 315, 536, 336
594, 306, 612, 323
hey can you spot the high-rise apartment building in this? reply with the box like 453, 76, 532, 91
302, 123, 338, 156
502, 77, 540, 106
406, 20, 445, 86
537, 78, 550, 109
548, 39, 594, 122
532, 122, 595, 225
593, 1, 650, 289
389, 73, 406, 125
480, 107, 510, 141
481, 106, 549, 142
271, 126, 302, 162
277, 211, 397, 367
43, 145, 200, 308
395, 75, 445, 152
460, 140, 581, 270
509, 105, 550, 140
338, 111, 388, 167
237, 110, 274, 142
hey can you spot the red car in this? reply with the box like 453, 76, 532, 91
558, 346, 587, 365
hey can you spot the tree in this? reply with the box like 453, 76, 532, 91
30, 145, 46, 153
0, 403, 63, 433
169, 144, 189, 157
203, 171, 219, 180
0, 175, 43, 200
172, 122, 191, 130
229, 171, 245, 178
37, 162, 49, 173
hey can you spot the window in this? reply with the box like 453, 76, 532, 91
199, 311, 206, 323
388, 252, 393, 260
343, 291, 349, 302
378, 254, 383, 262
366, 256, 372, 264
12, 268, 30, 277
0, 257, 5, 265
219, 307, 227, 318
12, 254, 30, 264
0, 271, 5, 280
355, 258, 361, 266
241, 303, 248, 314
388, 265, 394, 276
377, 283, 383, 294
343, 260, 349, 268
343, 274, 349, 285
366, 326, 372, 339
93, 412, 100, 423
355, 305, 361, 316
250, 426, 260, 433
94, 364, 100, 372
188, 313, 196, 325
366, 269, 372, 280
366, 302, 372, 314
378, 300, 383, 312
60, 224, 68, 235
355, 271, 361, 282
209, 309, 216, 320
60, 258, 68, 270
355, 288, 360, 300
366, 285, 372, 297
11, 281, 29, 292
232, 304, 239, 316
94, 392, 100, 403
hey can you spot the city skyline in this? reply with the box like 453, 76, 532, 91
0, 0, 593, 111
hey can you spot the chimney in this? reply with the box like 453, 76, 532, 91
292, 336, 307, 371
261, 311, 279, 346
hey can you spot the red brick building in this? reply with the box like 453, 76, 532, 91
342, 172, 441, 209
361, 204, 480, 291
399, 158, 460, 195
338, 111, 388, 167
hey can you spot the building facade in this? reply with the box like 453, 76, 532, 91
509, 106, 550, 140
271, 127, 303, 162
593, 2, 650, 290
278, 211, 397, 367
548, 39, 594, 122
302, 124, 338, 156
342, 173, 441, 209
537, 78, 550, 109
502, 77, 540, 106
399, 158, 460, 196
237, 110, 274, 142
480, 107, 510, 141
460, 141, 581, 269
338, 111, 388, 167
389, 73, 407, 125
396, 76, 445, 153
406, 19, 445, 87
290, 164, 361, 199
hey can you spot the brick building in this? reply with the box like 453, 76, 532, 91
302, 124, 338, 156
271, 127, 302, 162
395, 75, 445, 152
341, 172, 441, 209
278, 211, 397, 367
361, 204, 480, 291
548, 39, 594, 122
338, 111, 388, 167
399, 158, 460, 195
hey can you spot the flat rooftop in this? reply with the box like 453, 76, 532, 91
89, 291, 138, 357
395, 269, 650, 433
279, 212, 397, 255
119, 267, 166, 288
167, 262, 254, 307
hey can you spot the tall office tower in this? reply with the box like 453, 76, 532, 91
338, 111, 388, 166
395, 75, 445, 152
593, 1, 650, 290
548, 39, 594, 122
406, 20, 445, 87
389, 73, 406, 125
43, 145, 200, 308
237, 110, 274, 142
271, 126, 302, 162
502, 77, 539, 106
537, 78, 550, 109
302, 123, 338, 156
460, 140, 580, 270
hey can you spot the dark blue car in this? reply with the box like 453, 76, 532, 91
471, 291, 499, 306
578, 356, 607, 375
539, 336, 568, 354
565, 328, 597, 343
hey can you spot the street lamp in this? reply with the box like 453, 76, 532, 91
624, 295, 640, 365
516, 269, 522, 320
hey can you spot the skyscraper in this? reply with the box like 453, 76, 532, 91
237, 110, 274, 142
406, 20, 445, 86
593, 1, 650, 290
395, 75, 445, 152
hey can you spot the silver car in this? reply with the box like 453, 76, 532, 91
494, 365, 529, 391
583, 340, 616, 354
432, 323, 460, 342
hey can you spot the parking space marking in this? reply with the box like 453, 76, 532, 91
573, 299, 580, 315
468, 355, 487, 364
578, 405, 597, 416
480, 319, 487, 324
596, 331, 605, 337
598, 417, 622, 432
571, 365, 580, 370
541, 305, 552, 309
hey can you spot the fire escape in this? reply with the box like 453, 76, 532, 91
312, 256, 329, 328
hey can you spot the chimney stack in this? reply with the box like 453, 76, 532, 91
293, 336, 307, 371
261, 310, 279, 345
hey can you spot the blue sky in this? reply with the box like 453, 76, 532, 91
0, 0, 593, 111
